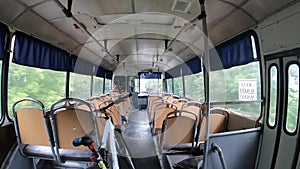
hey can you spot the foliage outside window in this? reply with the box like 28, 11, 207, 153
70, 73, 91, 99
166, 79, 173, 93
210, 62, 261, 116
8, 63, 66, 117
93, 76, 104, 96
173, 77, 183, 97
286, 64, 299, 133
139, 79, 162, 94
184, 72, 204, 102
268, 66, 278, 127
105, 79, 112, 94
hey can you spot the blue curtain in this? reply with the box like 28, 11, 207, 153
140, 72, 162, 79
95, 66, 113, 79
71, 55, 94, 75
13, 31, 72, 71
182, 56, 201, 76
165, 65, 181, 79
165, 56, 202, 79
105, 70, 113, 79
0, 23, 8, 60
209, 30, 259, 71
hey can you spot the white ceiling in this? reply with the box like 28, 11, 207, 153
0, 0, 298, 74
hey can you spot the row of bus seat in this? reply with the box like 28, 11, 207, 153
147, 94, 229, 153
13, 92, 133, 164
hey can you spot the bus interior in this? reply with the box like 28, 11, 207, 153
0, 0, 299, 169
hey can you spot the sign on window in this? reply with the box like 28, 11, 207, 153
238, 79, 257, 101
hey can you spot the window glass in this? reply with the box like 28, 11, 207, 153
128, 76, 136, 92
8, 63, 66, 117
104, 79, 112, 94
184, 72, 204, 102
210, 62, 261, 116
173, 77, 183, 97
93, 76, 104, 96
139, 79, 162, 94
286, 64, 299, 133
70, 73, 91, 99
166, 79, 173, 94
268, 66, 278, 127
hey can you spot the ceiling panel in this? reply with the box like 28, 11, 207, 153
84, 41, 106, 58
108, 39, 137, 58
135, 0, 200, 21
243, 0, 295, 21
94, 26, 135, 40
18, 0, 46, 6
209, 9, 256, 45
13, 10, 80, 52
137, 39, 164, 52
136, 27, 172, 39
33, 1, 65, 21
220, 0, 247, 6
64, 0, 133, 16
95, 14, 128, 25
71, 45, 83, 55
122, 54, 138, 63
0, 0, 25, 24
52, 17, 89, 44
206, 0, 235, 27
167, 40, 189, 56
77, 46, 101, 63
137, 33, 170, 40
157, 62, 172, 71
97, 13, 176, 25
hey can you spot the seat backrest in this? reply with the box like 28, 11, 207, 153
172, 99, 188, 110
181, 101, 202, 124
164, 96, 175, 104
148, 96, 161, 108
52, 108, 95, 150
107, 105, 122, 126
50, 98, 96, 150
98, 100, 121, 127
149, 99, 164, 121
160, 110, 197, 151
15, 107, 50, 146
88, 96, 106, 110
162, 111, 197, 144
198, 113, 227, 141
154, 104, 177, 130
95, 113, 109, 143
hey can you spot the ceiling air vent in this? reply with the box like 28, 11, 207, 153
172, 0, 192, 13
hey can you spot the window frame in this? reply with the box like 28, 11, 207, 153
267, 64, 279, 129
283, 62, 300, 135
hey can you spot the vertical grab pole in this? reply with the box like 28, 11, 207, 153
198, 0, 210, 168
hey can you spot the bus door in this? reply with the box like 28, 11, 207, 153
257, 50, 300, 169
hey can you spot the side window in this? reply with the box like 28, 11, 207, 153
93, 76, 104, 96
184, 72, 204, 101
166, 79, 173, 93
209, 35, 261, 116
139, 79, 162, 94
8, 63, 66, 117
69, 73, 91, 99
210, 61, 261, 116
173, 76, 183, 97
285, 64, 299, 133
104, 79, 111, 94
268, 66, 278, 127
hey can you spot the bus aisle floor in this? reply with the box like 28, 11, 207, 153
120, 109, 166, 169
